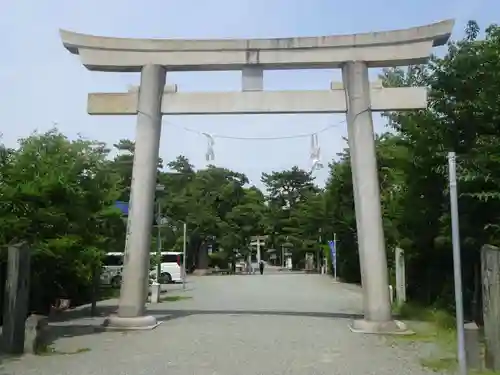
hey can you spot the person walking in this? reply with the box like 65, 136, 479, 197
259, 259, 265, 275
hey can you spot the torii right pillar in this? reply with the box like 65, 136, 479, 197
339, 22, 455, 334
343, 61, 397, 333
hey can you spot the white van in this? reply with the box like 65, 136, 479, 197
151, 252, 184, 284
101, 252, 124, 287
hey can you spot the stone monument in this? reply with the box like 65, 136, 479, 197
2, 242, 31, 353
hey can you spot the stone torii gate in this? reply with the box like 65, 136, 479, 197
60, 19, 454, 333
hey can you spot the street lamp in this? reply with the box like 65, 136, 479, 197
150, 184, 190, 303
158, 171, 188, 287
156, 212, 188, 290
154, 184, 166, 282
182, 221, 187, 290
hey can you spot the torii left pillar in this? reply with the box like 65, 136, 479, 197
104, 64, 165, 329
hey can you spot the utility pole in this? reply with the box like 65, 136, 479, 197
156, 200, 162, 281
256, 237, 262, 263
281, 235, 289, 269
318, 228, 322, 273
182, 222, 187, 290
150, 184, 165, 304
333, 233, 337, 280
155, 185, 165, 282
448, 152, 467, 375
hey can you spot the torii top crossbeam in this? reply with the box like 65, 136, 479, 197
60, 20, 454, 72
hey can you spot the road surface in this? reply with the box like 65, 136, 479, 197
1, 272, 439, 375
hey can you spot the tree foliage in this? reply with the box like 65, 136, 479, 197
325, 21, 500, 315
0, 130, 124, 311
0, 21, 498, 319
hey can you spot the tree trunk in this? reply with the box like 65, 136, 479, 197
195, 242, 209, 275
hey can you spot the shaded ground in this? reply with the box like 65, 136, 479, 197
0, 272, 446, 375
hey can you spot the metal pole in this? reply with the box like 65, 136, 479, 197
448, 152, 467, 375
318, 229, 322, 273
256, 237, 261, 263
333, 232, 337, 280
156, 200, 161, 282
182, 222, 187, 290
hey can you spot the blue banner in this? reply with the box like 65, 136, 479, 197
328, 240, 336, 257
328, 240, 336, 268
115, 201, 129, 216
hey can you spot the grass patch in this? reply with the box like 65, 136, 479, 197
420, 357, 457, 372
393, 302, 457, 348
392, 303, 458, 372
395, 305, 500, 374
160, 295, 192, 302
395, 302, 456, 329
37, 345, 91, 356
395, 324, 456, 347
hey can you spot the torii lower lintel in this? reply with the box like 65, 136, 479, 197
87, 86, 427, 115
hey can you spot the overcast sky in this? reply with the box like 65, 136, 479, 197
0, 0, 495, 188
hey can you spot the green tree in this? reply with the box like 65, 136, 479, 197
377, 21, 500, 313
262, 166, 319, 266
0, 129, 123, 312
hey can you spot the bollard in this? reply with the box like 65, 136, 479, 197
464, 322, 482, 370
150, 282, 161, 304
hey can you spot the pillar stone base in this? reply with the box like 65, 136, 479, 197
349, 319, 414, 335
102, 315, 161, 331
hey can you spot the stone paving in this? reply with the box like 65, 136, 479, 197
0, 272, 442, 375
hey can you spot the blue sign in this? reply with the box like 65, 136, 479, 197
115, 201, 129, 216
328, 240, 337, 272
328, 240, 336, 259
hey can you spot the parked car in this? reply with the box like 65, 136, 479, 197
150, 252, 184, 284
101, 252, 124, 288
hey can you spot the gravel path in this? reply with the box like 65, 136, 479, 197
0, 272, 441, 375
